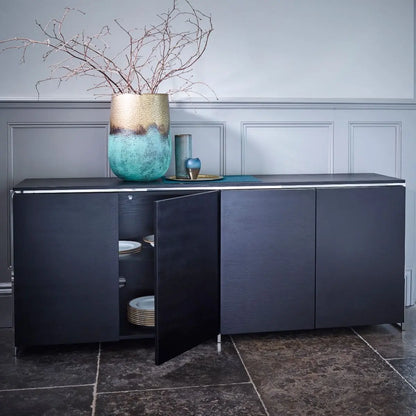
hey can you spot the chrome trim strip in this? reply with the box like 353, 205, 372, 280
14, 188, 147, 194
14, 182, 405, 194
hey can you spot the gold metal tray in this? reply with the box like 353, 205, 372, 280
165, 174, 224, 182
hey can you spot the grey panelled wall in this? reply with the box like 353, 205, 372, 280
1, 100, 416, 327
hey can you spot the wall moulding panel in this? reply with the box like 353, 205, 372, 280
8, 122, 110, 188
241, 122, 334, 175
0, 100, 415, 327
348, 122, 402, 178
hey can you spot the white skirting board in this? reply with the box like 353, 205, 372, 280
405, 269, 414, 307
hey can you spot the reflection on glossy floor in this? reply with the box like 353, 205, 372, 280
1, 308, 416, 415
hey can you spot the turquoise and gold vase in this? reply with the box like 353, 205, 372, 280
109, 93, 171, 181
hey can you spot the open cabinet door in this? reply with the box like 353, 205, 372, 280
155, 191, 219, 365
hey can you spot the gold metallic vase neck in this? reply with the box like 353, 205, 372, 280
110, 93, 170, 135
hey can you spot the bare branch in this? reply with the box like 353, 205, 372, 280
0, 0, 214, 97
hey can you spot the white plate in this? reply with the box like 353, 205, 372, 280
119, 240, 141, 252
129, 296, 154, 311
143, 234, 155, 247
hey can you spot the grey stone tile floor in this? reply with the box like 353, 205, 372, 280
2, 308, 416, 415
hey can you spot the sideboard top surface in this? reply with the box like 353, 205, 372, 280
13, 173, 405, 193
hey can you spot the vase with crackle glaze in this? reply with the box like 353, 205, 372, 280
109, 93, 171, 181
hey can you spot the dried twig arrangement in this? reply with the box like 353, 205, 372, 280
0, 0, 214, 97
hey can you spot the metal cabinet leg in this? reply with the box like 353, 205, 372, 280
217, 334, 222, 353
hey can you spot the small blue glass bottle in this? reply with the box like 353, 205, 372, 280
185, 157, 201, 180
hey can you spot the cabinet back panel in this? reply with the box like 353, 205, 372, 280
119, 193, 159, 241
118, 193, 185, 241
118, 248, 155, 337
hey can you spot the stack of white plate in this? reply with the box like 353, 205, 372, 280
119, 240, 142, 255
127, 296, 155, 327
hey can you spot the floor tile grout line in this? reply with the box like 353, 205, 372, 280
91, 342, 101, 416
230, 336, 270, 416
0, 384, 94, 393
96, 381, 252, 396
351, 328, 416, 393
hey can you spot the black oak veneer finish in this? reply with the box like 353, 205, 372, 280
118, 193, 159, 241
155, 191, 219, 365
221, 189, 316, 334
12, 174, 405, 364
13, 193, 119, 346
118, 192, 183, 241
315, 186, 405, 327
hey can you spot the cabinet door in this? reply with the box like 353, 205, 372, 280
221, 189, 316, 334
13, 193, 119, 347
316, 186, 405, 328
155, 191, 219, 365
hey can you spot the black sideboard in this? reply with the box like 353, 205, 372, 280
11, 173, 405, 364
